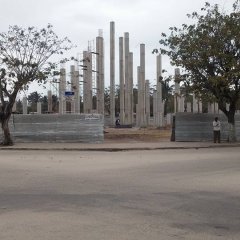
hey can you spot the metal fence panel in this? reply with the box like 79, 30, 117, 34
7, 114, 104, 143
175, 113, 240, 142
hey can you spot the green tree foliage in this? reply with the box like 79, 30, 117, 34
0, 24, 74, 145
27, 91, 42, 112
161, 77, 174, 116
156, 1, 240, 141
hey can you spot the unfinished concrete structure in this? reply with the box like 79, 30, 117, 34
154, 54, 164, 127
83, 50, 92, 113
59, 66, 66, 114
70, 64, 80, 114
110, 21, 115, 125
47, 90, 52, 113
145, 80, 150, 125
137, 43, 146, 127
96, 31, 105, 115
119, 36, 125, 124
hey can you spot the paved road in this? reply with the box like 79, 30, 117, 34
0, 148, 239, 240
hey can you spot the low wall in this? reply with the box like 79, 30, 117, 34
175, 113, 240, 142
7, 114, 104, 143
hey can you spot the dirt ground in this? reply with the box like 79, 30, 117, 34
104, 127, 171, 143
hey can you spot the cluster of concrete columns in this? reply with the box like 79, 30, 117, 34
21, 21, 231, 122
118, 31, 133, 125
113, 24, 164, 127
56, 30, 105, 115
18, 21, 164, 125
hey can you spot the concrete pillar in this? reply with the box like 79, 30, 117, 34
22, 97, 27, 114
110, 21, 115, 125
136, 103, 139, 127
226, 103, 230, 111
136, 66, 141, 127
214, 102, 219, 114
192, 93, 198, 113
48, 90, 52, 113
37, 102, 41, 114
128, 52, 133, 125
139, 44, 146, 127
119, 37, 124, 124
153, 90, 157, 125
96, 33, 104, 115
83, 51, 92, 113
70, 65, 76, 113
59, 66, 66, 114
124, 32, 130, 124
179, 96, 185, 112
198, 99, 203, 113
145, 80, 150, 126
174, 68, 180, 113
208, 102, 214, 113
156, 54, 163, 127
187, 102, 191, 112
166, 113, 172, 125
73, 63, 80, 113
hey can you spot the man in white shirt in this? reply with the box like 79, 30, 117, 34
213, 117, 221, 143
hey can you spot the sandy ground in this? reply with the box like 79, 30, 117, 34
0, 147, 239, 240
104, 127, 171, 143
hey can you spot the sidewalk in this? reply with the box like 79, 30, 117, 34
0, 140, 239, 151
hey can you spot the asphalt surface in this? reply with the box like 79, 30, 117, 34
0, 147, 239, 239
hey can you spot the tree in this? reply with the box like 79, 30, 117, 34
161, 77, 174, 116
0, 24, 74, 145
156, 1, 240, 141
27, 91, 42, 112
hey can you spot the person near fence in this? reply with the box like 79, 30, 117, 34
213, 117, 221, 143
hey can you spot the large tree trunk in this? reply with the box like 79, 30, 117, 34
1, 112, 13, 145
0, 100, 15, 146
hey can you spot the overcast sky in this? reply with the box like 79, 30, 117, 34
0, 0, 236, 95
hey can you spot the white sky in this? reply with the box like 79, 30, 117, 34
0, 0, 235, 96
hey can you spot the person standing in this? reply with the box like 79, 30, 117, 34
213, 117, 221, 143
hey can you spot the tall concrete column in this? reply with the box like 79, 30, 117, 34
208, 102, 214, 113
153, 90, 157, 124
187, 102, 191, 112
22, 97, 27, 114
119, 37, 125, 124
37, 102, 41, 114
124, 32, 130, 124
83, 51, 92, 113
198, 99, 202, 113
156, 54, 163, 127
139, 44, 146, 127
74, 63, 80, 113
48, 90, 52, 113
214, 102, 219, 114
70, 65, 76, 113
136, 66, 141, 127
145, 80, 150, 126
174, 68, 180, 113
59, 66, 66, 114
96, 33, 105, 115
179, 96, 185, 112
128, 52, 133, 125
192, 93, 198, 113
110, 21, 115, 125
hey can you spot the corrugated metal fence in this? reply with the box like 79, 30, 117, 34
175, 113, 240, 142
8, 114, 104, 143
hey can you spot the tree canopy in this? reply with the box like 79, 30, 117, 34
0, 24, 74, 145
155, 0, 240, 141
